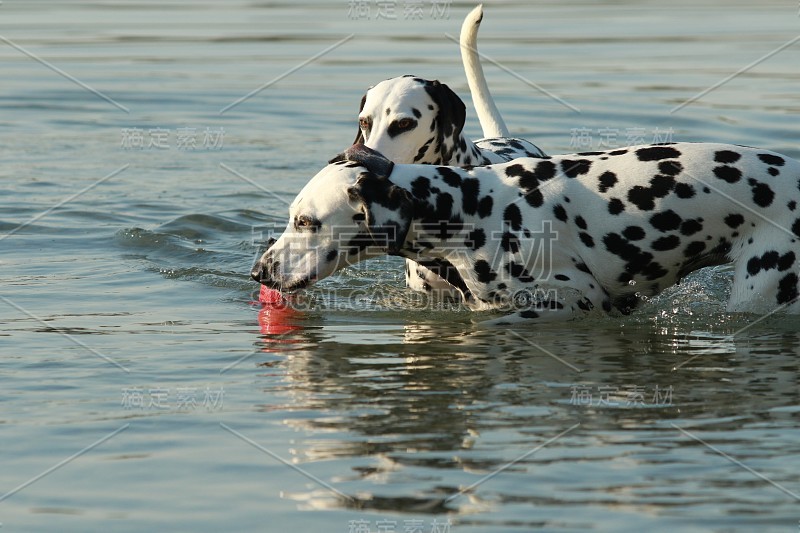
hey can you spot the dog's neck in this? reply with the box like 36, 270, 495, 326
449, 133, 489, 166
387, 164, 501, 302
420, 129, 487, 166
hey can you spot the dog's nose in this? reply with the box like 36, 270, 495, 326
251, 263, 264, 283
251, 251, 270, 282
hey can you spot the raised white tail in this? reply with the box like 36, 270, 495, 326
459, 4, 509, 138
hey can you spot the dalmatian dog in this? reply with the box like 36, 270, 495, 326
354, 6, 545, 166
251, 142, 800, 324
355, 5, 546, 296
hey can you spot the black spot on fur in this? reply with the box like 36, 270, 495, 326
762, 251, 780, 270
776, 273, 799, 304
724, 213, 745, 228
746, 256, 761, 276
579, 232, 595, 248
474, 260, 497, 283
650, 210, 682, 232
627, 175, 676, 211
438, 167, 462, 188
792, 218, 800, 238
714, 150, 741, 164
636, 146, 681, 161
477, 196, 493, 219
554, 274, 570, 281
789, 201, 797, 211
758, 153, 785, 166
748, 178, 774, 207
658, 161, 683, 176
465, 228, 486, 250
768, 167, 780, 177
417, 192, 464, 241
505, 261, 534, 283
506, 161, 556, 208
604, 233, 651, 271
713, 165, 742, 184
608, 198, 625, 215
411, 176, 431, 199
680, 219, 703, 236
778, 251, 796, 271
608, 149, 628, 156
622, 226, 645, 241
500, 232, 520, 253
684, 240, 706, 257
748, 250, 796, 276
560, 159, 592, 178
503, 203, 523, 231
553, 204, 568, 222
325, 249, 337, 262
598, 171, 618, 193
651, 235, 680, 251
574, 216, 587, 230
674, 183, 696, 199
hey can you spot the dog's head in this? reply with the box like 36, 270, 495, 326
354, 75, 466, 165
251, 144, 415, 291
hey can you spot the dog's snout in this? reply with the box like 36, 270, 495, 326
250, 263, 263, 283
251, 253, 280, 286
251, 252, 269, 283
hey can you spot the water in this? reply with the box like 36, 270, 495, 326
2, 1, 800, 531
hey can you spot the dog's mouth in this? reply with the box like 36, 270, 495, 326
251, 271, 315, 293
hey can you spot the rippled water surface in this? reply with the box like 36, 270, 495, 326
2, 1, 800, 531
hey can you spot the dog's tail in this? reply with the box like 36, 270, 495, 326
460, 4, 509, 138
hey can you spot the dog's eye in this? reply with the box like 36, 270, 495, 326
388, 118, 418, 137
294, 215, 321, 231
359, 117, 371, 130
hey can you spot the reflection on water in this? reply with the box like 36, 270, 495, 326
250, 309, 800, 524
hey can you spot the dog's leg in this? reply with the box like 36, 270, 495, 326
477, 270, 612, 325
405, 258, 460, 297
729, 231, 800, 314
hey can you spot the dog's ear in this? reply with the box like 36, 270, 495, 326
353, 93, 367, 145
347, 172, 413, 255
425, 80, 467, 141
329, 143, 395, 178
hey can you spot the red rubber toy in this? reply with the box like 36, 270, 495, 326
259, 285, 284, 305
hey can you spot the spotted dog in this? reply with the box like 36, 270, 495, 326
354, 8, 546, 296
252, 142, 800, 323
355, 75, 545, 166
356, 75, 546, 297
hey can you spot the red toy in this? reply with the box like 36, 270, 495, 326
256, 285, 299, 336
259, 285, 284, 305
